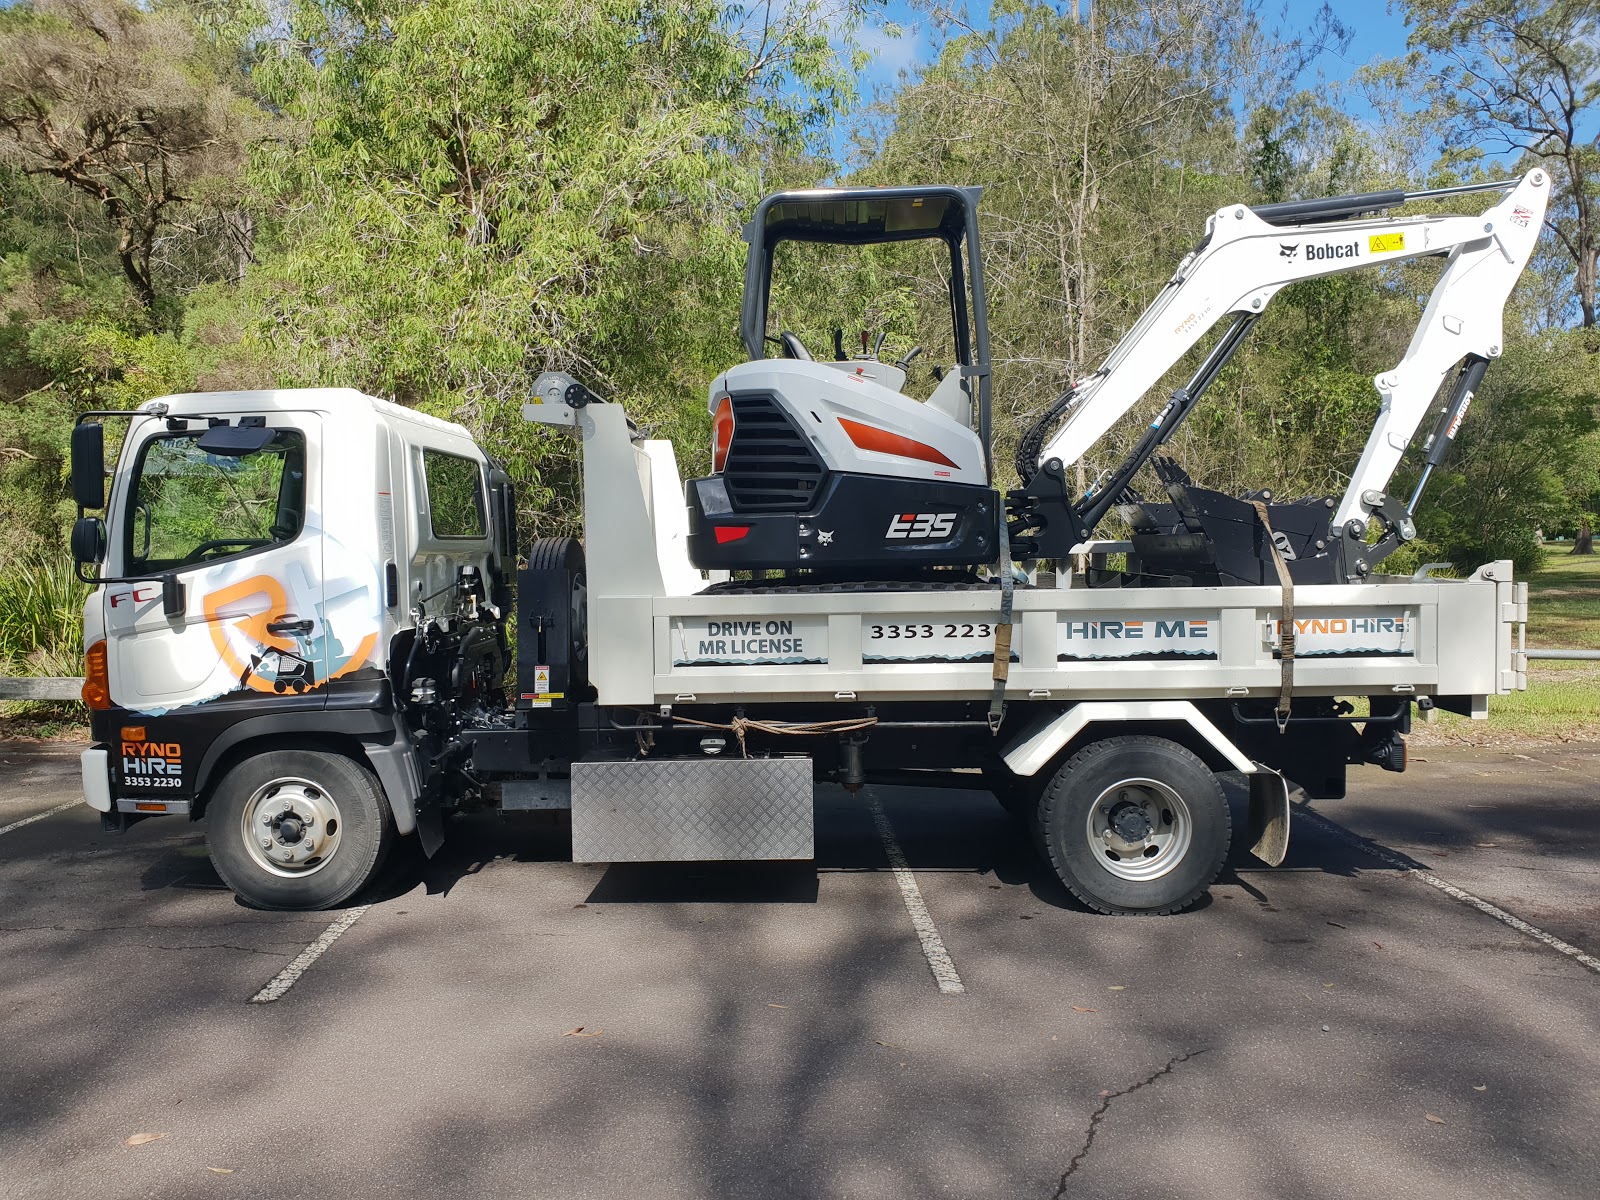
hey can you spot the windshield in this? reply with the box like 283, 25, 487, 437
766, 237, 972, 401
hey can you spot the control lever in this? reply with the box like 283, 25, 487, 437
894, 345, 924, 372
833, 328, 846, 361
872, 331, 887, 359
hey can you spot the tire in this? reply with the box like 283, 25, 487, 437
206, 749, 394, 911
1035, 735, 1230, 915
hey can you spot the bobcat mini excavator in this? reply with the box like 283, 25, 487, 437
685, 171, 1549, 587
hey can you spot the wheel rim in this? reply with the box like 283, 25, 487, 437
1084, 777, 1193, 881
240, 776, 344, 878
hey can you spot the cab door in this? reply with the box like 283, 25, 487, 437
105, 415, 326, 713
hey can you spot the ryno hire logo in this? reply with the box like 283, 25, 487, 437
121, 725, 183, 788
886, 512, 957, 540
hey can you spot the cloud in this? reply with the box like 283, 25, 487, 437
855, 22, 926, 79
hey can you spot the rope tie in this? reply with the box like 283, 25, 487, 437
644, 711, 879, 757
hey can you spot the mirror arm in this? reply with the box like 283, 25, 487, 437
73, 566, 187, 618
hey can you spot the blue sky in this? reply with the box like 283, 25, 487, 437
850, 1, 1414, 107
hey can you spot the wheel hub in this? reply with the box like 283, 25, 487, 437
1086, 779, 1193, 882
242, 778, 343, 877
1107, 800, 1153, 842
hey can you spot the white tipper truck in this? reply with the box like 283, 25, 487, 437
67, 175, 1540, 914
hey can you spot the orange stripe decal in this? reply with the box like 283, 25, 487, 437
837, 418, 959, 469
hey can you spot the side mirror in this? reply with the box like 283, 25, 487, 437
71, 423, 105, 510
71, 516, 106, 567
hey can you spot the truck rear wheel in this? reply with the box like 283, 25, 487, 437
1036, 735, 1229, 915
206, 749, 394, 911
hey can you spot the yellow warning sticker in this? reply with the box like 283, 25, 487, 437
1369, 232, 1406, 254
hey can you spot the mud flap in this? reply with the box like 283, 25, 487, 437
415, 802, 445, 858
1247, 767, 1291, 866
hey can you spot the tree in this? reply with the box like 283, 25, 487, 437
864, 2, 1254, 482
1402, 0, 1600, 327
862, 2, 1357, 496
0, 0, 257, 311
1415, 329, 1599, 570
226, 0, 868, 536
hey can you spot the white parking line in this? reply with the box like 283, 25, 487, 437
867, 793, 965, 995
249, 905, 371, 1003
0, 801, 81, 838
1299, 807, 1600, 976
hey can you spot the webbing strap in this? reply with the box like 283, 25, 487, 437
1251, 500, 1295, 731
989, 505, 1015, 733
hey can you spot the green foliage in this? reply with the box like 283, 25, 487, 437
1398, 0, 1600, 326
862, 0, 1254, 479
0, 0, 263, 309
0, 0, 1598, 676
0, 550, 86, 674
222, 0, 864, 537
1411, 330, 1600, 573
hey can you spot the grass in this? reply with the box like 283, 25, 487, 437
0, 553, 88, 741
0, 553, 86, 671
1522, 542, 1600, 651
1416, 543, 1600, 745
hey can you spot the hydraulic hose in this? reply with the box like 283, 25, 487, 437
1014, 384, 1080, 483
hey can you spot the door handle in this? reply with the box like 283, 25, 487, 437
266, 618, 313, 635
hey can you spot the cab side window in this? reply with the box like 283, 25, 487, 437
128, 431, 306, 571
423, 450, 486, 539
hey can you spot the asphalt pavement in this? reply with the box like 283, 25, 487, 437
1, 739, 1596, 1200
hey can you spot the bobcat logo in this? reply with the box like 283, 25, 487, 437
818, 530, 834, 546
1279, 243, 1300, 260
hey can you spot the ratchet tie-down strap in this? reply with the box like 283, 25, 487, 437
1251, 501, 1295, 731
989, 506, 1015, 733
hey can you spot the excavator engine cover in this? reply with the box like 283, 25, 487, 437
687, 391, 998, 573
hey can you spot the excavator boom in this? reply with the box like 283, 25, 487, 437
1012, 169, 1549, 569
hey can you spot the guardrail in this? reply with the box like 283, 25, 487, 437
0, 678, 85, 702
1525, 650, 1600, 661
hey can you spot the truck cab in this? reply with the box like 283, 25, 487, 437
73, 389, 511, 907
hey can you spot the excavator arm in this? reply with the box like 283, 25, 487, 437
1010, 169, 1550, 568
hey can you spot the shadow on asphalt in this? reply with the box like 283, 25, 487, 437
114, 775, 1435, 919
586, 862, 821, 904
6, 757, 1600, 1200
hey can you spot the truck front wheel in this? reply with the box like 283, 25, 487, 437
1036, 735, 1230, 915
206, 750, 394, 911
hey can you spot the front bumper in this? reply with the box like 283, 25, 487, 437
81, 747, 111, 812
